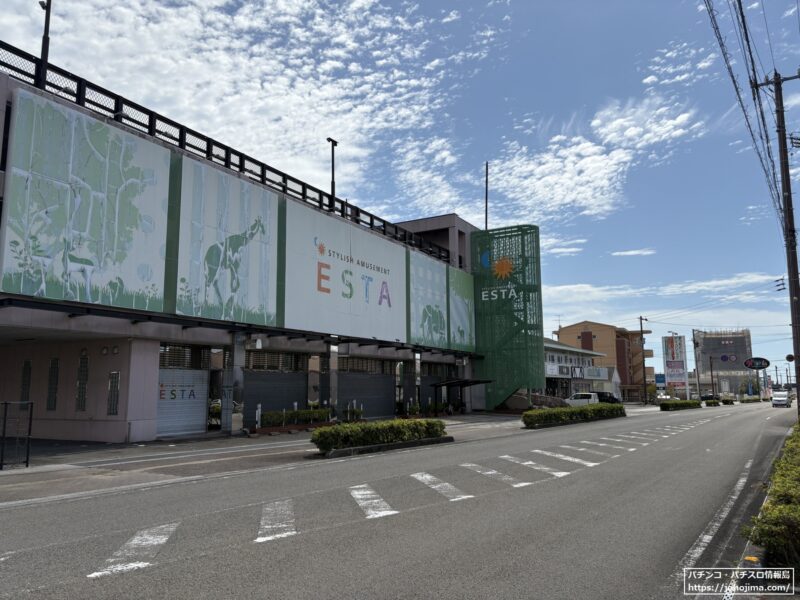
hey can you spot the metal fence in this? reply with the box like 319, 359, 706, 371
0, 401, 34, 470
0, 40, 450, 263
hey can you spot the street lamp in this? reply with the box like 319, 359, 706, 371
36, 0, 52, 90
326, 137, 337, 211
667, 331, 680, 398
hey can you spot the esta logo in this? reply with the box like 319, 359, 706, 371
316, 263, 392, 306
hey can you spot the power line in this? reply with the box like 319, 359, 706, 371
760, 0, 777, 70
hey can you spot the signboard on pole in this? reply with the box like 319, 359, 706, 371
662, 335, 690, 393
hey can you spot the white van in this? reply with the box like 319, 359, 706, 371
772, 390, 793, 408
566, 392, 599, 407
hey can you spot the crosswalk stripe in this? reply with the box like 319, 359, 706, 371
638, 430, 670, 438
349, 484, 399, 519
410, 472, 474, 501
460, 463, 533, 487
559, 444, 619, 458
530, 449, 600, 467
499, 454, 571, 477
87, 522, 178, 578
599, 436, 648, 446
581, 440, 636, 452
615, 433, 656, 442
254, 499, 298, 543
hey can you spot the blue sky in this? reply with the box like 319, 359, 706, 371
2, 0, 797, 376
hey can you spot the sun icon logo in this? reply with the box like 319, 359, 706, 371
317, 242, 326, 256
492, 256, 513, 280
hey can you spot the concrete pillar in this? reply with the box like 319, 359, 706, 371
328, 343, 339, 416
231, 332, 247, 428
308, 355, 321, 405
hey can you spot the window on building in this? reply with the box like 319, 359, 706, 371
107, 371, 120, 416
20, 360, 31, 410
76, 353, 88, 412
557, 356, 562, 364
47, 358, 59, 411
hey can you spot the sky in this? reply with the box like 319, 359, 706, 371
2, 0, 798, 378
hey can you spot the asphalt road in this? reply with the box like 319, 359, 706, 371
0, 403, 795, 600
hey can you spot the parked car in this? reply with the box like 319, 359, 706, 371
595, 391, 621, 404
700, 393, 719, 401
772, 390, 793, 408
566, 392, 599, 406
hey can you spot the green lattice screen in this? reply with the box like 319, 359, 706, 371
472, 225, 544, 409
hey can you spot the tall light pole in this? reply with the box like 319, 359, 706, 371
326, 137, 337, 211
36, 0, 52, 90
667, 330, 681, 399
709, 355, 716, 398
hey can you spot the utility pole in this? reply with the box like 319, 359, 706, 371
692, 329, 702, 399
709, 356, 716, 398
776, 364, 780, 387
36, 0, 52, 90
756, 71, 800, 420
639, 316, 648, 404
484, 161, 489, 231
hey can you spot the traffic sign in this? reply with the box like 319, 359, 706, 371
744, 357, 770, 370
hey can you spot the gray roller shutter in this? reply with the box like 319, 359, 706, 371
157, 369, 209, 437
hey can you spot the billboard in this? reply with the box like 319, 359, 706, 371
408, 250, 447, 348
176, 156, 278, 325
662, 335, 689, 389
448, 266, 475, 352
0, 89, 170, 310
284, 200, 406, 341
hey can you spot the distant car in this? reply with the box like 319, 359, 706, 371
772, 391, 793, 408
566, 392, 599, 406
595, 392, 621, 404
700, 393, 719, 401
656, 392, 671, 401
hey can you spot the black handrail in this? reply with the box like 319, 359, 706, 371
0, 40, 450, 263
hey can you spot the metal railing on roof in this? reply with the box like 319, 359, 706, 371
0, 40, 450, 263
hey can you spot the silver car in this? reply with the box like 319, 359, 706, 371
772, 390, 793, 407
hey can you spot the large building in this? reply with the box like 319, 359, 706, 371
0, 42, 545, 442
554, 320, 653, 402
692, 329, 754, 395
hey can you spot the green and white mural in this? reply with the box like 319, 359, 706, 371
176, 157, 278, 325
408, 250, 447, 348
448, 266, 475, 352
0, 89, 170, 310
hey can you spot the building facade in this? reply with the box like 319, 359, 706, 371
692, 329, 755, 395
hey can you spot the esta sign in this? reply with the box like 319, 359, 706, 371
744, 357, 770, 370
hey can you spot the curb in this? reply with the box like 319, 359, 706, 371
324, 436, 455, 458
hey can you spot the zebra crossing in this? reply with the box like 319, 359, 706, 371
70, 416, 718, 579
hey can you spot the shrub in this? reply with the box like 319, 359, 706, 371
705, 400, 720, 407
311, 419, 446, 453
260, 409, 330, 428
741, 396, 762, 404
722, 399, 734, 405
521, 403, 625, 429
746, 426, 800, 568
660, 400, 702, 411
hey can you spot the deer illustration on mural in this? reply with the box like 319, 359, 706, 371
203, 216, 265, 320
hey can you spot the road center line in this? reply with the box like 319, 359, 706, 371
499, 455, 571, 477
254, 499, 297, 543
460, 463, 533, 487
530, 449, 600, 467
599, 437, 648, 446
559, 445, 619, 458
580, 440, 636, 452
614, 433, 658, 442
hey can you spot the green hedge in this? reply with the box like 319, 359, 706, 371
521, 403, 625, 428
660, 400, 702, 411
260, 409, 330, 427
741, 397, 762, 404
705, 400, 720, 407
722, 399, 734, 405
746, 426, 800, 568
311, 419, 446, 453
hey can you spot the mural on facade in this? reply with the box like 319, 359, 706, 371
448, 266, 475, 352
0, 89, 170, 310
176, 157, 278, 324
284, 200, 406, 342
409, 250, 448, 348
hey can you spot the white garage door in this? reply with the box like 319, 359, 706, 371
157, 369, 209, 437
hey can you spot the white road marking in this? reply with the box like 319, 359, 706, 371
672, 460, 753, 581
615, 433, 658, 442
580, 440, 636, 452
599, 437, 648, 446
640, 430, 671, 438
349, 484, 399, 519
661, 426, 690, 431
410, 472, 474, 501
254, 499, 298, 543
87, 522, 178, 578
499, 455, 571, 477
530, 449, 600, 467
559, 444, 619, 458
460, 463, 533, 487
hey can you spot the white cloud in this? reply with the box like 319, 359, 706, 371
611, 248, 656, 256
442, 10, 461, 23
783, 5, 798, 18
